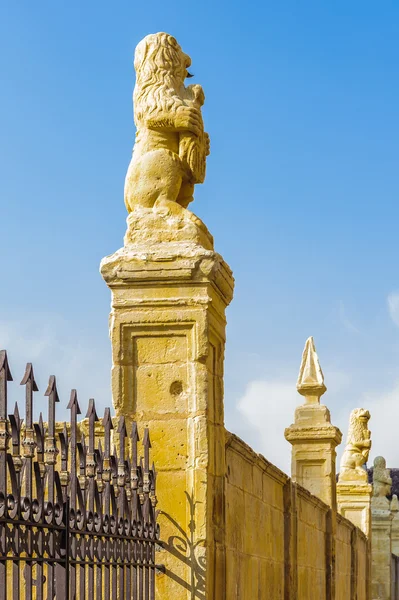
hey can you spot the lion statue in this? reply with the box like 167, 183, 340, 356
339, 408, 371, 482
372, 456, 392, 498
124, 32, 210, 214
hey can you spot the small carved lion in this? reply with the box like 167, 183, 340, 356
124, 32, 210, 213
339, 408, 371, 482
372, 456, 392, 498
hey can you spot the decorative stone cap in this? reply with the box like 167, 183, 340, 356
337, 481, 373, 494
297, 337, 327, 401
284, 422, 342, 446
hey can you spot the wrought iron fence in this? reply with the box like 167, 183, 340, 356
0, 350, 160, 599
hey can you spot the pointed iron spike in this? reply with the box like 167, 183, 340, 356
113, 445, 118, 461
0, 350, 13, 381
44, 375, 60, 402
38, 412, 44, 429
63, 422, 68, 443
13, 402, 21, 425
117, 415, 127, 437
20, 362, 39, 391
131, 421, 139, 442
143, 428, 152, 449
81, 432, 86, 448
98, 439, 103, 456
67, 389, 81, 414
102, 407, 114, 429
151, 462, 157, 491
85, 398, 99, 421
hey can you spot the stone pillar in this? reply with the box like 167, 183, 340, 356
371, 504, 393, 599
337, 409, 372, 538
101, 207, 234, 600
337, 483, 372, 538
285, 337, 342, 510
391, 495, 399, 556
370, 457, 395, 600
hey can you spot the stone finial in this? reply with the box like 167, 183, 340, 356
338, 408, 371, 483
391, 494, 399, 513
296, 337, 327, 403
372, 456, 392, 498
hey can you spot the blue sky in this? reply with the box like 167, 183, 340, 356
1, 1, 399, 472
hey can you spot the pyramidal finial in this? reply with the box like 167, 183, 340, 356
297, 337, 326, 401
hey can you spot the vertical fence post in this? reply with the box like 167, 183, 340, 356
102, 408, 113, 599
131, 422, 139, 600
45, 376, 59, 599
21, 363, 38, 600
0, 351, 12, 600
67, 390, 81, 599
86, 398, 98, 600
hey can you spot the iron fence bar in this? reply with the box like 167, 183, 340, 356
117, 417, 127, 600
0, 351, 11, 600
67, 389, 80, 600
102, 408, 112, 600
45, 375, 59, 600
131, 422, 139, 600
150, 462, 157, 600
21, 363, 38, 600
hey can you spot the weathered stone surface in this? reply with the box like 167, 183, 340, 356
339, 408, 372, 483
372, 456, 392, 508
124, 33, 209, 214
297, 336, 326, 401
100, 30, 372, 600
337, 409, 372, 547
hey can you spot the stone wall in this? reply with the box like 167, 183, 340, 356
225, 432, 369, 599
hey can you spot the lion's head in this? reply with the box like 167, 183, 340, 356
347, 408, 370, 442
133, 32, 191, 126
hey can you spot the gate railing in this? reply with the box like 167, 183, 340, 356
0, 350, 159, 599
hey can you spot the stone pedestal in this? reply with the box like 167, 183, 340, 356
371, 497, 393, 600
101, 206, 234, 600
285, 405, 342, 510
336, 482, 372, 538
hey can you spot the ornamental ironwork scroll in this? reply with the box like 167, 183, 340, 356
0, 350, 160, 600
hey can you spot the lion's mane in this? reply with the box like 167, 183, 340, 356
133, 32, 187, 126
346, 408, 369, 443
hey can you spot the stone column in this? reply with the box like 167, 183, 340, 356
370, 457, 395, 600
391, 495, 399, 556
371, 505, 393, 599
337, 483, 372, 538
101, 207, 234, 600
285, 337, 342, 510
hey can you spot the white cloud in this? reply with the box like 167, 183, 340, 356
388, 292, 399, 328
234, 373, 399, 478
233, 369, 356, 476
236, 379, 297, 473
